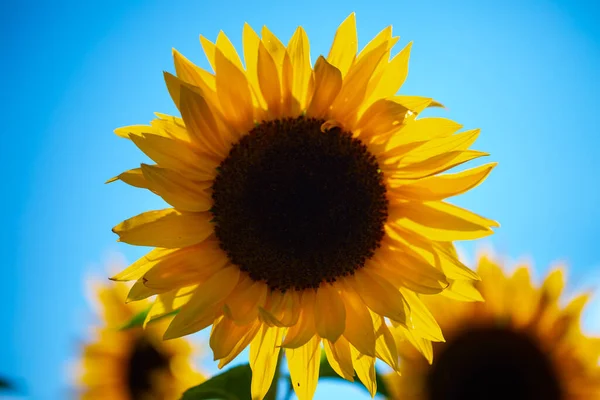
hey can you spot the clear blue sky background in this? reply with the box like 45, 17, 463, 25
2, 0, 599, 398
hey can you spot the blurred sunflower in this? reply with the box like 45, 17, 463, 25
386, 254, 600, 400
77, 280, 203, 399
109, 13, 497, 399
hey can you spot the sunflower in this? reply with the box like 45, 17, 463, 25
109, 13, 498, 400
77, 280, 203, 399
386, 254, 600, 400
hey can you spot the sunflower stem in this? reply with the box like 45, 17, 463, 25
264, 351, 284, 400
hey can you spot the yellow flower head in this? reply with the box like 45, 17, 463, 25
110, 13, 497, 400
387, 254, 600, 399
76, 279, 203, 399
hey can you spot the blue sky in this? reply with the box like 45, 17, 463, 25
2, 0, 599, 398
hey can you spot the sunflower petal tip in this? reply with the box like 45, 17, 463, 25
163, 327, 180, 341
105, 176, 118, 184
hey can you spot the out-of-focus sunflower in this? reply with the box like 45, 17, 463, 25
386, 254, 600, 400
109, 13, 497, 400
77, 280, 203, 399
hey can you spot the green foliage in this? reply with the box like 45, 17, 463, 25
181, 364, 253, 400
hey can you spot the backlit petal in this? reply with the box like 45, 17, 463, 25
287, 27, 312, 108
112, 209, 213, 248
287, 336, 321, 400
306, 56, 342, 119
323, 338, 354, 381
250, 325, 286, 400
141, 164, 212, 212
350, 345, 377, 397
223, 274, 268, 325
327, 13, 357, 77
164, 266, 240, 339
314, 284, 346, 342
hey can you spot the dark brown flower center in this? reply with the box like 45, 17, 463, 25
126, 337, 171, 399
425, 326, 563, 400
211, 116, 388, 291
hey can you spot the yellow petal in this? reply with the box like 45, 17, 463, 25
400, 289, 444, 341
372, 313, 399, 371
199, 35, 217, 71
259, 290, 301, 328
323, 338, 354, 381
397, 325, 433, 364
350, 345, 377, 397
150, 115, 198, 144
349, 269, 409, 325
129, 129, 217, 177
394, 128, 482, 164
261, 26, 286, 65
476, 256, 507, 313
314, 283, 346, 342
354, 99, 409, 140
141, 164, 212, 212
339, 285, 376, 357
327, 13, 357, 78
392, 201, 498, 241
281, 50, 298, 117
392, 163, 497, 201
440, 279, 484, 302
561, 293, 591, 322
113, 208, 213, 248
242, 23, 268, 111
433, 241, 480, 281
260, 26, 298, 117
541, 268, 565, 303
381, 228, 478, 283
172, 49, 219, 109
127, 279, 161, 301
144, 286, 197, 326
365, 42, 413, 104
216, 31, 244, 70
392, 95, 444, 114
142, 241, 228, 291
210, 316, 255, 360
164, 266, 240, 339
305, 56, 342, 119
390, 150, 490, 180
356, 25, 393, 63
287, 26, 312, 108
282, 291, 317, 349
385, 117, 463, 153
106, 168, 150, 189
286, 336, 321, 400
371, 244, 449, 294
114, 124, 157, 139
330, 41, 388, 126
110, 247, 176, 282
217, 319, 261, 369
214, 47, 255, 134
223, 274, 268, 325
257, 41, 282, 117
179, 85, 231, 159
250, 325, 286, 400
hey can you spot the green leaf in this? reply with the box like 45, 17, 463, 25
181, 364, 253, 400
119, 306, 179, 330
